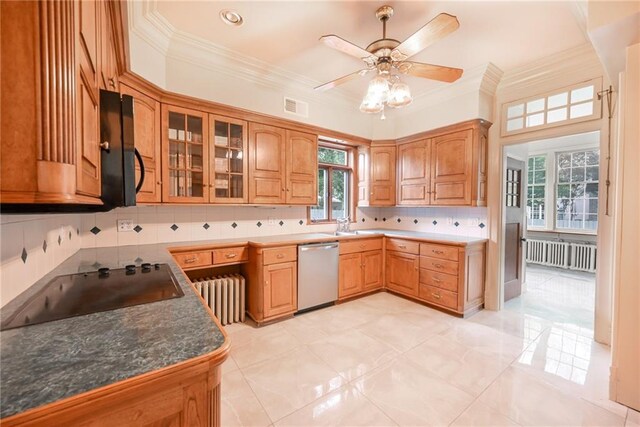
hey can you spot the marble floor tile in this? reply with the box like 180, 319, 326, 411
279, 314, 329, 344
231, 326, 300, 369
221, 370, 272, 427
627, 409, 640, 426
306, 329, 400, 382
222, 353, 240, 375
274, 384, 397, 426
404, 334, 510, 396
354, 358, 475, 426
478, 366, 624, 426
450, 399, 521, 426
356, 313, 444, 352
467, 308, 549, 341
242, 347, 345, 422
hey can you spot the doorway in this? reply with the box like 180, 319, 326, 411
501, 131, 600, 330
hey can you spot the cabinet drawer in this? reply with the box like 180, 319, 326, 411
340, 238, 383, 255
419, 284, 458, 310
420, 256, 459, 275
213, 246, 248, 264
386, 238, 420, 254
419, 269, 458, 292
263, 246, 297, 265
420, 243, 459, 262
174, 251, 213, 269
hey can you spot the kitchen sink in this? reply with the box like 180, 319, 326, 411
328, 230, 374, 236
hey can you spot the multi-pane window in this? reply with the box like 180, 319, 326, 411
556, 150, 599, 231
505, 168, 521, 207
502, 78, 601, 136
310, 146, 352, 222
527, 155, 546, 227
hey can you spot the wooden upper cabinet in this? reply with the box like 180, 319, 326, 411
285, 130, 317, 204
120, 84, 162, 203
357, 146, 370, 207
161, 105, 209, 203
248, 123, 286, 204
398, 140, 431, 205
369, 144, 396, 206
99, 1, 118, 91
210, 115, 248, 203
430, 129, 474, 206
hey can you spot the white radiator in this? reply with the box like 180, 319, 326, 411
193, 274, 245, 325
525, 239, 570, 269
569, 243, 597, 272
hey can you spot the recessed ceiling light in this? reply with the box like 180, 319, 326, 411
220, 10, 243, 27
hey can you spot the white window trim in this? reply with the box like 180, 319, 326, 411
501, 77, 603, 137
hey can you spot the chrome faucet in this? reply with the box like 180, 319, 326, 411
336, 217, 350, 233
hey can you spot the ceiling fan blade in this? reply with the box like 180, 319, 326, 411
391, 13, 459, 61
397, 62, 463, 83
320, 35, 376, 62
314, 69, 371, 91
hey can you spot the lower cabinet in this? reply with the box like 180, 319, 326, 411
385, 250, 419, 297
245, 245, 298, 324
338, 238, 383, 300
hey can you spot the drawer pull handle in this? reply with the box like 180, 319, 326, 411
360, 244, 366, 249
433, 278, 442, 283
398, 245, 407, 249
276, 253, 284, 259
225, 253, 237, 259
434, 263, 444, 269
431, 292, 442, 299
432, 250, 444, 254
184, 257, 198, 264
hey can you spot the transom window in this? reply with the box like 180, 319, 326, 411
556, 150, 599, 231
309, 145, 353, 223
502, 78, 602, 136
527, 155, 547, 227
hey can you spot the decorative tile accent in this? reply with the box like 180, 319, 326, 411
299, 220, 304, 225
362, 218, 366, 222
170, 224, 179, 231
42, 240, 47, 253
77, 228, 80, 235
57, 235, 62, 245
454, 221, 460, 227
382, 218, 387, 222
413, 219, 418, 224
279, 221, 284, 226
68, 231, 72, 240
256, 221, 262, 228
397, 218, 401, 223
203, 223, 210, 230
231, 222, 238, 229
374, 218, 378, 222
21, 248, 28, 264
479, 223, 486, 229
133, 225, 143, 233
90, 226, 101, 235
432, 220, 438, 225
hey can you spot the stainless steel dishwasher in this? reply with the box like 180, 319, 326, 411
297, 241, 339, 312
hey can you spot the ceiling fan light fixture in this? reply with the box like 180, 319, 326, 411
366, 75, 390, 103
387, 81, 413, 108
220, 10, 244, 26
359, 94, 384, 114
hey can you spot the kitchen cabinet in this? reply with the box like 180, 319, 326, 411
120, 84, 162, 203
339, 253, 364, 298
210, 115, 248, 203
99, 1, 119, 92
161, 105, 209, 203
245, 245, 298, 324
430, 129, 474, 205
385, 246, 420, 297
369, 144, 396, 206
248, 123, 287, 204
338, 238, 383, 299
398, 140, 431, 205
357, 146, 370, 207
285, 130, 318, 204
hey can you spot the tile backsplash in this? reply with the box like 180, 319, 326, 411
0, 205, 487, 307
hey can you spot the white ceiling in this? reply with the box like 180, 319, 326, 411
151, 1, 589, 98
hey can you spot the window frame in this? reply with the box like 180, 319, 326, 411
307, 142, 355, 224
526, 154, 547, 228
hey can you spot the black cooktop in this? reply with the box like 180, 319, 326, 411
1, 263, 184, 331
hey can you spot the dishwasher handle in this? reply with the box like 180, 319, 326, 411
299, 242, 339, 252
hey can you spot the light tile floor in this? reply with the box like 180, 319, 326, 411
220, 266, 636, 426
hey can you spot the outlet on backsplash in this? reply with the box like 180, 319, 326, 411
117, 219, 134, 232
267, 217, 277, 226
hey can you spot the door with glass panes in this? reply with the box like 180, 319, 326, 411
210, 115, 248, 203
162, 106, 208, 203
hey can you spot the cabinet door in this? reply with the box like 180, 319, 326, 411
120, 84, 162, 203
362, 250, 383, 291
386, 251, 419, 296
339, 253, 363, 298
431, 129, 473, 205
370, 145, 396, 206
76, 0, 101, 197
398, 140, 430, 205
99, 2, 118, 91
248, 123, 286, 204
285, 130, 317, 204
162, 105, 209, 203
210, 115, 248, 203
357, 146, 370, 207
263, 261, 297, 318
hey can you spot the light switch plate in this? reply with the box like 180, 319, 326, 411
117, 219, 134, 232
267, 217, 276, 226
446, 217, 453, 225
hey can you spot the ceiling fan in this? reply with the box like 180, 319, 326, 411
315, 5, 463, 113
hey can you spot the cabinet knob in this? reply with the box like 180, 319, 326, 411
276, 253, 284, 259
431, 292, 442, 299
157, 181, 162, 185
265, 280, 269, 286
225, 253, 237, 259
99, 141, 110, 151
108, 77, 116, 88
432, 250, 444, 255
184, 257, 197, 264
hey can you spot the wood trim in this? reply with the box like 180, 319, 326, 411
106, 0, 128, 76
396, 119, 492, 145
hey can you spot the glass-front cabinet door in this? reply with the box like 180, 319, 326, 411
210, 115, 248, 203
162, 106, 209, 203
